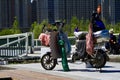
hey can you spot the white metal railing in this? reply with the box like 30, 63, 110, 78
34, 39, 41, 47
0, 32, 34, 57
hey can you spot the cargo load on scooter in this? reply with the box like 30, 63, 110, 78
74, 31, 88, 40
93, 29, 110, 43
39, 32, 50, 46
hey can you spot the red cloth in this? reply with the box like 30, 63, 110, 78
86, 24, 94, 55
39, 33, 50, 46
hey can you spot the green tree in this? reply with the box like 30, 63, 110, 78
82, 19, 90, 31
63, 24, 71, 36
31, 22, 41, 39
11, 17, 21, 34
70, 16, 79, 36
30, 20, 48, 39
113, 23, 120, 33
79, 17, 84, 31
0, 17, 21, 36
0, 29, 13, 36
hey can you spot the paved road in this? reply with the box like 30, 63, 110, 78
2, 61, 120, 80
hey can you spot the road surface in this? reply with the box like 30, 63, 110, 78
2, 61, 120, 80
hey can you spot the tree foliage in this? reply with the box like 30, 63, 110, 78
0, 16, 120, 37
63, 17, 89, 36
30, 18, 120, 38
30, 20, 48, 39
70, 16, 79, 35
0, 29, 13, 36
10, 17, 21, 34
0, 17, 21, 36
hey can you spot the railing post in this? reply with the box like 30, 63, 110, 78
18, 36, 20, 45
25, 33, 28, 56
7, 38, 9, 47
36, 39, 37, 46
31, 32, 34, 54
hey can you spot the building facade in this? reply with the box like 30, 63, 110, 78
0, 0, 15, 28
15, 0, 31, 29
34, 0, 120, 24
35, 0, 98, 24
114, 0, 120, 24
0, 0, 31, 31
101, 0, 120, 24
0, 0, 120, 31
31, 0, 37, 23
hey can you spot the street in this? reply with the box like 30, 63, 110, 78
2, 61, 120, 80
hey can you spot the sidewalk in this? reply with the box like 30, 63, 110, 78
0, 69, 73, 80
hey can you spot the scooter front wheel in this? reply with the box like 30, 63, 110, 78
41, 52, 57, 70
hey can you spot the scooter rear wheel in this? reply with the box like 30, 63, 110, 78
89, 50, 106, 68
41, 52, 57, 70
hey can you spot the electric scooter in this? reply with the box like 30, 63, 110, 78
72, 30, 109, 68
40, 21, 109, 70
40, 21, 70, 71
